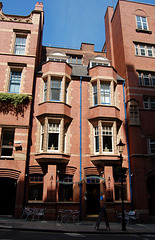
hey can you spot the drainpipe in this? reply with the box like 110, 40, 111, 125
79, 76, 82, 220
123, 81, 133, 209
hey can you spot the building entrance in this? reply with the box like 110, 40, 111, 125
86, 184, 100, 215
0, 177, 17, 215
147, 175, 155, 215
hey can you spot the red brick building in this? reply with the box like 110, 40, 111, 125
0, 2, 44, 216
1, 0, 154, 222
105, 0, 155, 221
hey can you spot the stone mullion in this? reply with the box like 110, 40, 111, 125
61, 76, 66, 102
98, 120, 102, 154
59, 118, 64, 153
46, 75, 51, 101
113, 121, 117, 154
97, 79, 101, 105
43, 117, 48, 152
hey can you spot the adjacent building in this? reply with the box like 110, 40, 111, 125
105, 0, 155, 220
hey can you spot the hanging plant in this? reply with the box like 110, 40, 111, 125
0, 93, 32, 117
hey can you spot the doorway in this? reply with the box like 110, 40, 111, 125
147, 175, 155, 215
86, 184, 100, 215
0, 177, 17, 215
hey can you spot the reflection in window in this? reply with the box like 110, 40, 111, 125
136, 16, 148, 30
59, 175, 73, 201
9, 71, 21, 93
28, 174, 43, 201
14, 37, 26, 55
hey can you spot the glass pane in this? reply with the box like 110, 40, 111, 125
103, 136, 112, 152
51, 89, 60, 100
2, 130, 14, 146
9, 71, 21, 93
48, 133, 59, 150
95, 136, 99, 152
1, 148, 13, 157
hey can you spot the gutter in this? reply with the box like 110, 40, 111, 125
123, 81, 133, 209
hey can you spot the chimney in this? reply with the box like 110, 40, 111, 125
0, 2, 3, 10
35, 2, 43, 11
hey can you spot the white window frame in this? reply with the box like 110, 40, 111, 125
50, 78, 61, 101
149, 138, 155, 155
14, 36, 26, 55
102, 125, 113, 153
100, 82, 111, 105
48, 123, 60, 151
40, 124, 44, 152
9, 70, 22, 93
94, 126, 99, 154
136, 16, 148, 30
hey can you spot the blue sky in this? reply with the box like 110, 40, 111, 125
2, 0, 155, 51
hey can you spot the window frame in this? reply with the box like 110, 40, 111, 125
14, 36, 26, 55
58, 174, 73, 202
136, 16, 148, 30
149, 138, 155, 155
48, 122, 60, 151
102, 125, 113, 153
28, 174, 43, 201
138, 72, 155, 87
50, 78, 61, 101
93, 83, 98, 106
9, 70, 22, 93
100, 82, 111, 105
94, 126, 99, 154
1, 129, 15, 157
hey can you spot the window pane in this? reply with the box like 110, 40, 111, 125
1, 129, 14, 157
48, 133, 59, 150
143, 74, 150, 86
14, 37, 26, 55
44, 81, 47, 101
50, 79, 61, 101
140, 45, 145, 56
93, 83, 98, 105
100, 83, 110, 104
102, 126, 113, 152
59, 175, 73, 201
9, 71, 21, 93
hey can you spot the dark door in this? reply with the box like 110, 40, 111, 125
0, 177, 17, 215
147, 175, 155, 215
86, 184, 100, 215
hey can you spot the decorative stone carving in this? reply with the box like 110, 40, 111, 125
0, 10, 32, 23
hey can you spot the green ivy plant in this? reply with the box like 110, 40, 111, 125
0, 93, 32, 117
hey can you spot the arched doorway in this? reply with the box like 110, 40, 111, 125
0, 177, 17, 215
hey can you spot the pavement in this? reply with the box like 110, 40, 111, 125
0, 216, 155, 234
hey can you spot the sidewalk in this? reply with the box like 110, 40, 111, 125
0, 216, 155, 234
